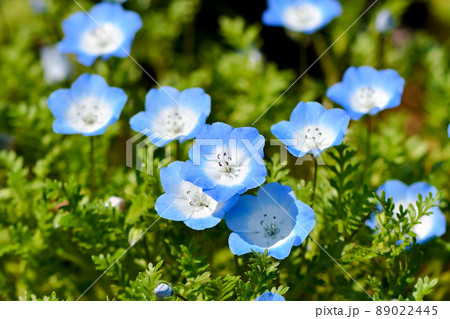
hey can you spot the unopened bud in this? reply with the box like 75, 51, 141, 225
154, 284, 173, 300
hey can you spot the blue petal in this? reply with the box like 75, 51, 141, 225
291, 201, 315, 244
159, 161, 185, 194
225, 195, 261, 233
70, 74, 109, 101
102, 87, 128, 118
290, 102, 326, 127
256, 183, 297, 215
145, 87, 180, 113
230, 127, 266, 159
262, 0, 290, 26
48, 89, 72, 119
184, 214, 223, 230
255, 292, 285, 301
178, 88, 211, 118
155, 193, 189, 222
181, 160, 217, 190
407, 182, 437, 202
129, 112, 173, 147
377, 180, 409, 204
319, 108, 350, 147
415, 207, 446, 244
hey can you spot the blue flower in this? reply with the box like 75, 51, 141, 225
154, 283, 173, 300
255, 292, 286, 301
447, 124, 450, 138
271, 102, 350, 158
155, 161, 239, 230
47, 74, 127, 136
58, 3, 142, 66
29, 0, 46, 14
375, 9, 396, 34
262, 0, 342, 34
327, 66, 405, 120
225, 183, 315, 260
181, 122, 267, 202
130, 87, 211, 147
40, 45, 73, 84
367, 180, 446, 244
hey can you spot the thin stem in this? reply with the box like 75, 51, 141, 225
175, 293, 188, 301
89, 136, 95, 191
377, 34, 386, 69
234, 255, 241, 276
358, 116, 374, 187
311, 157, 319, 208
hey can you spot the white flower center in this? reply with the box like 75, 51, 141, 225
283, 3, 322, 32
295, 125, 334, 153
351, 87, 390, 113
177, 182, 218, 219
245, 210, 295, 248
260, 213, 281, 238
152, 106, 197, 140
203, 147, 251, 186
67, 97, 112, 133
80, 23, 124, 55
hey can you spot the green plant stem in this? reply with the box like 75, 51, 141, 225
234, 255, 241, 276
312, 34, 339, 86
377, 34, 386, 69
364, 116, 373, 182
175, 293, 188, 301
311, 158, 318, 208
89, 136, 95, 191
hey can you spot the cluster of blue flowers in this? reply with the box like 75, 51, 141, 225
45, 1, 448, 295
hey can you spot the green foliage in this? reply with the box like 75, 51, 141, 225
0, 0, 449, 302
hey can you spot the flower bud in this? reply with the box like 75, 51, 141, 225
105, 196, 125, 212
154, 284, 173, 300
375, 10, 396, 34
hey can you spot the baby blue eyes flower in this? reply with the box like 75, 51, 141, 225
367, 180, 446, 244
447, 124, 450, 138
225, 183, 315, 260
262, 0, 342, 34
130, 87, 211, 147
181, 122, 267, 202
327, 66, 405, 121
255, 292, 286, 301
154, 283, 173, 300
58, 3, 142, 66
155, 161, 239, 230
40, 45, 73, 84
271, 102, 350, 158
375, 9, 396, 34
47, 74, 127, 136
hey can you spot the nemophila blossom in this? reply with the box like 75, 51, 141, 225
40, 45, 72, 84
154, 284, 173, 300
58, 3, 142, 66
271, 102, 350, 158
155, 161, 239, 230
447, 124, 450, 138
367, 180, 446, 244
225, 183, 315, 260
327, 66, 405, 120
181, 122, 267, 202
375, 9, 396, 34
255, 292, 286, 301
130, 87, 211, 147
47, 74, 127, 136
262, 0, 342, 34
29, 0, 46, 14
